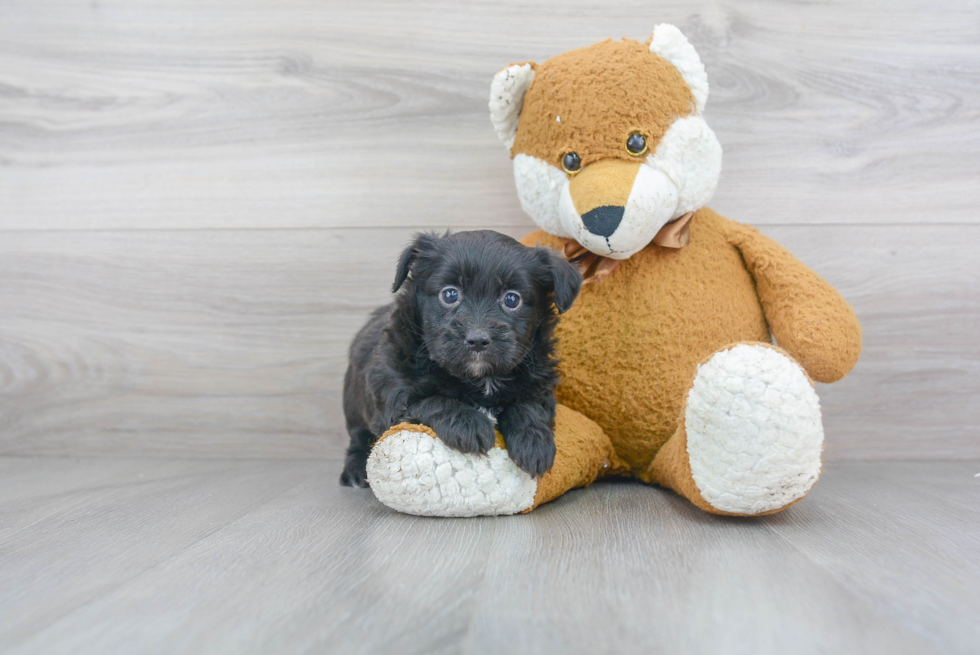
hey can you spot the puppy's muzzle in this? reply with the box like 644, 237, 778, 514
465, 329, 491, 353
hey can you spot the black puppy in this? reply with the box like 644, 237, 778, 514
340, 230, 582, 487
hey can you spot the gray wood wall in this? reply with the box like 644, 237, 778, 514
1, 0, 977, 460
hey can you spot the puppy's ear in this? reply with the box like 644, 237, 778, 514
392, 233, 440, 293
539, 249, 582, 313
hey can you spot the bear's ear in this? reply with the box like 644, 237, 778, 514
648, 24, 709, 113
489, 62, 536, 149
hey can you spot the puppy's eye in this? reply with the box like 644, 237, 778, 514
439, 286, 460, 306
561, 152, 581, 174
502, 291, 522, 310
626, 133, 648, 156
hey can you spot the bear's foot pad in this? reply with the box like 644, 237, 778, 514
686, 344, 823, 515
366, 426, 537, 517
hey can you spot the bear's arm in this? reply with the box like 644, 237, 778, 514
726, 222, 862, 383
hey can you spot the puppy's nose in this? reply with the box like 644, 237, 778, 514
581, 205, 625, 237
465, 330, 491, 352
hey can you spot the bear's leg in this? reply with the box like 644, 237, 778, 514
366, 405, 624, 517
643, 343, 824, 516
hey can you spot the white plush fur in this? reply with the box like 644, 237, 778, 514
685, 345, 824, 515
647, 116, 722, 219
367, 429, 537, 517
512, 154, 573, 239
649, 24, 709, 113
514, 116, 721, 258
489, 64, 535, 149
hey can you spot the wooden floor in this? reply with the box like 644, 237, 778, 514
1, 458, 977, 655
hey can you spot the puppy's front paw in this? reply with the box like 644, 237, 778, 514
339, 457, 369, 488
505, 422, 556, 477
431, 407, 497, 455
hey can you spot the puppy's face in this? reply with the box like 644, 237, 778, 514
392, 231, 581, 380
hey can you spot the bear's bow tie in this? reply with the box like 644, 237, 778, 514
562, 211, 695, 283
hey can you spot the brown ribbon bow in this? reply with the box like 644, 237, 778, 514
562, 211, 695, 283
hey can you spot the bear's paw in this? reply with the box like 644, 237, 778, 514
367, 426, 537, 517
685, 344, 824, 515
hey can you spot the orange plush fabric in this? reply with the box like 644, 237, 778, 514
511, 38, 694, 170
522, 209, 778, 472
522, 209, 860, 477
529, 405, 627, 511
725, 223, 862, 383
504, 29, 861, 517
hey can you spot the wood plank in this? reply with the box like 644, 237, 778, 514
769, 461, 980, 653
855, 460, 980, 518
1, 0, 977, 230
0, 227, 443, 458
0, 226, 519, 459
8, 459, 976, 654
0, 457, 323, 650
464, 479, 931, 655
0, 456, 201, 540
0, 224, 976, 459
4, 459, 497, 655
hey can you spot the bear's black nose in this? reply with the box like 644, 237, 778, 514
465, 330, 491, 352
581, 206, 625, 237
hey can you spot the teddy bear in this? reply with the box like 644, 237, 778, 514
364, 24, 862, 517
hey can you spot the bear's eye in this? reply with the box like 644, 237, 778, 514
502, 291, 522, 310
440, 286, 460, 306
561, 152, 581, 174
626, 133, 648, 156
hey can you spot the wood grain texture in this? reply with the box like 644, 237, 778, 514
770, 461, 980, 653
0, 457, 323, 649
2, 458, 978, 654
0, 224, 976, 460
0, 226, 522, 459
1, 0, 978, 230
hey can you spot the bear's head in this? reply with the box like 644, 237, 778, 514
489, 25, 722, 259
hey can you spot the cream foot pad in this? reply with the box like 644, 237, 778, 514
686, 344, 824, 515
366, 424, 537, 517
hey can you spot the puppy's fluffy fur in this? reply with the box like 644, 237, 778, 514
340, 230, 582, 487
